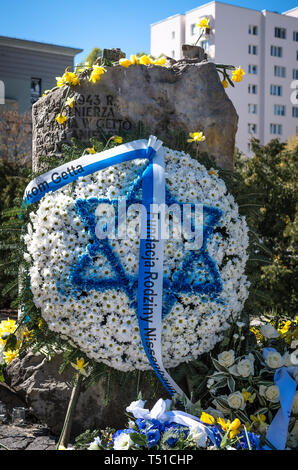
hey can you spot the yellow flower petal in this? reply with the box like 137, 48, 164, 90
119, 58, 133, 68
56, 114, 67, 124
200, 412, 216, 425
65, 96, 75, 108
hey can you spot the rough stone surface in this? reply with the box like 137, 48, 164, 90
0, 424, 56, 450
5, 352, 167, 436
32, 61, 238, 171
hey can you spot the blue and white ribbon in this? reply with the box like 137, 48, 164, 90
262, 348, 297, 450
137, 144, 188, 401
23, 136, 188, 401
24, 137, 159, 206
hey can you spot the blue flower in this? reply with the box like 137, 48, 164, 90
146, 426, 161, 448
112, 428, 135, 441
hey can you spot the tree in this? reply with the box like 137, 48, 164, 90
0, 109, 31, 165
235, 138, 298, 316
84, 48, 102, 65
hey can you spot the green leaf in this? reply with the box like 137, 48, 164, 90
3, 333, 17, 351
211, 357, 229, 373
129, 432, 147, 447
227, 376, 235, 393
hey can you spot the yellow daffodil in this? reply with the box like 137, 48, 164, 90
222, 79, 229, 88
42, 89, 51, 96
3, 349, 19, 365
65, 96, 75, 108
89, 65, 106, 83
139, 55, 153, 65
0, 318, 16, 336
228, 419, 241, 438
250, 414, 267, 435
154, 57, 166, 67
38, 318, 44, 329
231, 66, 245, 83
56, 76, 66, 87
71, 357, 89, 376
200, 412, 216, 425
187, 131, 206, 143
56, 114, 67, 125
119, 58, 132, 68
56, 71, 80, 87
217, 417, 241, 438
250, 413, 267, 432
242, 389, 256, 403
196, 17, 210, 29
111, 135, 123, 144
64, 71, 80, 86
130, 55, 139, 65
278, 321, 292, 336
85, 146, 96, 154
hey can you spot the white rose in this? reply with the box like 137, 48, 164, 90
227, 391, 246, 410
259, 324, 279, 339
265, 351, 284, 369
229, 355, 254, 377
259, 385, 280, 403
292, 392, 298, 415
218, 350, 235, 368
113, 433, 133, 450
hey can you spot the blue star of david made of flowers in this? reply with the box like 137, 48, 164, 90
62, 165, 224, 318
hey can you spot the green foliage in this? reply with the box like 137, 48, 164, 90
85, 48, 102, 65
0, 160, 30, 308
74, 429, 101, 449
235, 138, 298, 316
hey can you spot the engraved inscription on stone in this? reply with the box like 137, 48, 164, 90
69, 93, 133, 141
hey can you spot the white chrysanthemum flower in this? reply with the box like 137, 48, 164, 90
24, 147, 249, 371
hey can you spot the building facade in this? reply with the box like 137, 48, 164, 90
0, 36, 82, 113
151, 2, 298, 154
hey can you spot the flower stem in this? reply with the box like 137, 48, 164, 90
56, 373, 82, 450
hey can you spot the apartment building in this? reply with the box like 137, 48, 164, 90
0, 36, 82, 113
151, 2, 298, 154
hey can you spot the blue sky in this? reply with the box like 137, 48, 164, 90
0, 0, 297, 63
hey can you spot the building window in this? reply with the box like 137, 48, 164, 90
201, 40, 209, 52
248, 45, 258, 55
293, 69, 298, 79
274, 27, 286, 39
248, 25, 258, 35
292, 107, 298, 117
248, 123, 257, 134
297, 51, 298, 60
248, 103, 257, 114
274, 65, 286, 78
191, 24, 196, 35
270, 84, 282, 96
30, 78, 42, 105
171, 50, 175, 58
293, 31, 298, 41
270, 124, 282, 135
274, 104, 286, 116
171, 31, 175, 39
271, 45, 283, 57
248, 84, 257, 94
248, 64, 258, 74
